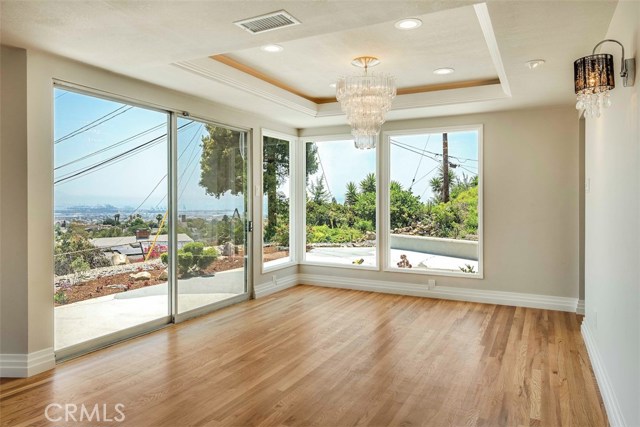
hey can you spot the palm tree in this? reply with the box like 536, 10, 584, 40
156, 214, 163, 227
429, 166, 456, 203
359, 173, 376, 193
345, 182, 358, 206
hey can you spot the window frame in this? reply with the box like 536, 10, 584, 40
382, 124, 484, 279
261, 129, 297, 273
300, 134, 381, 271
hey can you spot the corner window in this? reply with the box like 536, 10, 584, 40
262, 132, 294, 270
387, 127, 482, 276
303, 139, 377, 268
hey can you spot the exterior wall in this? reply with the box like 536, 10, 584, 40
389, 234, 478, 260
583, 1, 640, 425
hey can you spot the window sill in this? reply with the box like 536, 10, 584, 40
262, 258, 296, 274
300, 260, 379, 272
383, 266, 483, 280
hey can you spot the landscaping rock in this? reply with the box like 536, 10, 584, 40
130, 271, 151, 281
158, 269, 168, 280
222, 242, 235, 256
106, 284, 128, 290
111, 253, 129, 266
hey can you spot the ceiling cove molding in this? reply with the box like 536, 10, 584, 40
315, 83, 509, 118
172, 60, 320, 117
474, 2, 511, 97
211, 55, 335, 104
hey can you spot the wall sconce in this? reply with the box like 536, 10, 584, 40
574, 39, 636, 118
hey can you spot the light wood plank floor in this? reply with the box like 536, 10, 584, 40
1, 286, 607, 427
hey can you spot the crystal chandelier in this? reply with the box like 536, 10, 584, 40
336, 56, 396, 150
574, 39, 636, 118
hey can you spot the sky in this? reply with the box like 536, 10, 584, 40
54, 88, 478, 215
54, 89, 245, 214
307, 132, 478, 203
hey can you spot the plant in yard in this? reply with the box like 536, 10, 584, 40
459, 264, 476, 273
160, 242, 219, 275
54, 288, 68, 305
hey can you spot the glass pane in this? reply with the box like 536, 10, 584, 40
263, 136, 292, 268
176, 118, 247, 314
53, 88, 169, 350
389, 131, 480, 274
304, 140, 377, 267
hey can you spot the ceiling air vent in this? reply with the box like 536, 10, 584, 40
234, 10, 301, 34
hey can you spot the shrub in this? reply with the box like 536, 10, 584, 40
307, 225, 364, 244
196, 247, 218, 270
161, 245, 218, 275
177, 251, 193, 275
182, 241, 205, 256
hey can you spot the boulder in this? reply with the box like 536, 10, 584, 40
111, 253, 129, 266
129, 271, 151, 281
158, 269, 168, 280
222, 242, 235, 256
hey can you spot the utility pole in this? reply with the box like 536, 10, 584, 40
442, 133, 449, 203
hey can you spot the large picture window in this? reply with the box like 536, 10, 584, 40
304, 139, 377, 267
387, 127, 482, 276
262, 132, 294, 270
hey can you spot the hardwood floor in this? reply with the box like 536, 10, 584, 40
1, 286, 607, 426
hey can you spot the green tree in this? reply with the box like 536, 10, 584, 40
200, 129, 319, 243
429, 166, 456, 203
390, 181, 424, 229
310, 177, 330, 204
359, 173, 376, 193
345, 181, 358, 206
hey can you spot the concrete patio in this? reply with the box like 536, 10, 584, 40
55, 269, 245, 350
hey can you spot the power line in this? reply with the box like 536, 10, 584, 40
55, 121, 194, 185
55, 106, 133, 144
314, 143, 333, 199
409, 134, 431, 191
55, 123, 168, 170
390, 138, 478, 163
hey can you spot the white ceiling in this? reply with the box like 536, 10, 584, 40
225, 5, 495, 99
1, 0, 617, 129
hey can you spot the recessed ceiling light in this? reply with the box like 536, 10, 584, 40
260, 44, 283, 53
525, 59, 546, 70
329, 83, 337, 88
395, 18, 422, 30
433, 67, 455, 75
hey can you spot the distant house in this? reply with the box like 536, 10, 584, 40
89, 234, 194, 259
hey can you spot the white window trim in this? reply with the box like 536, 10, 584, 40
382, 124, 484, 279
300, 134, 381, 271
260, 129, 297, 273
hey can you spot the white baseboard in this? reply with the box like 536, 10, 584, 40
298, 274, 579, 313
0, 347, 55, 378
581, 320, 627, 427
255, 274, 299, 298
576, 299, 585, 315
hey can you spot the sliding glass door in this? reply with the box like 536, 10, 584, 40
53, 85, 251, 357
53, 87, 171, 354
175, 117, 249, 316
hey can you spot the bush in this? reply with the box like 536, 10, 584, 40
182, 241, 204, 256
161, 244, 218, 275
307, 225, 364, 244
197, 248, 218, 270
177, 251, 193, 275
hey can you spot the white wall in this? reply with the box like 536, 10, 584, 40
583, 1, 640, 425
299, 107, 581, 301
0, 47, 297, 375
